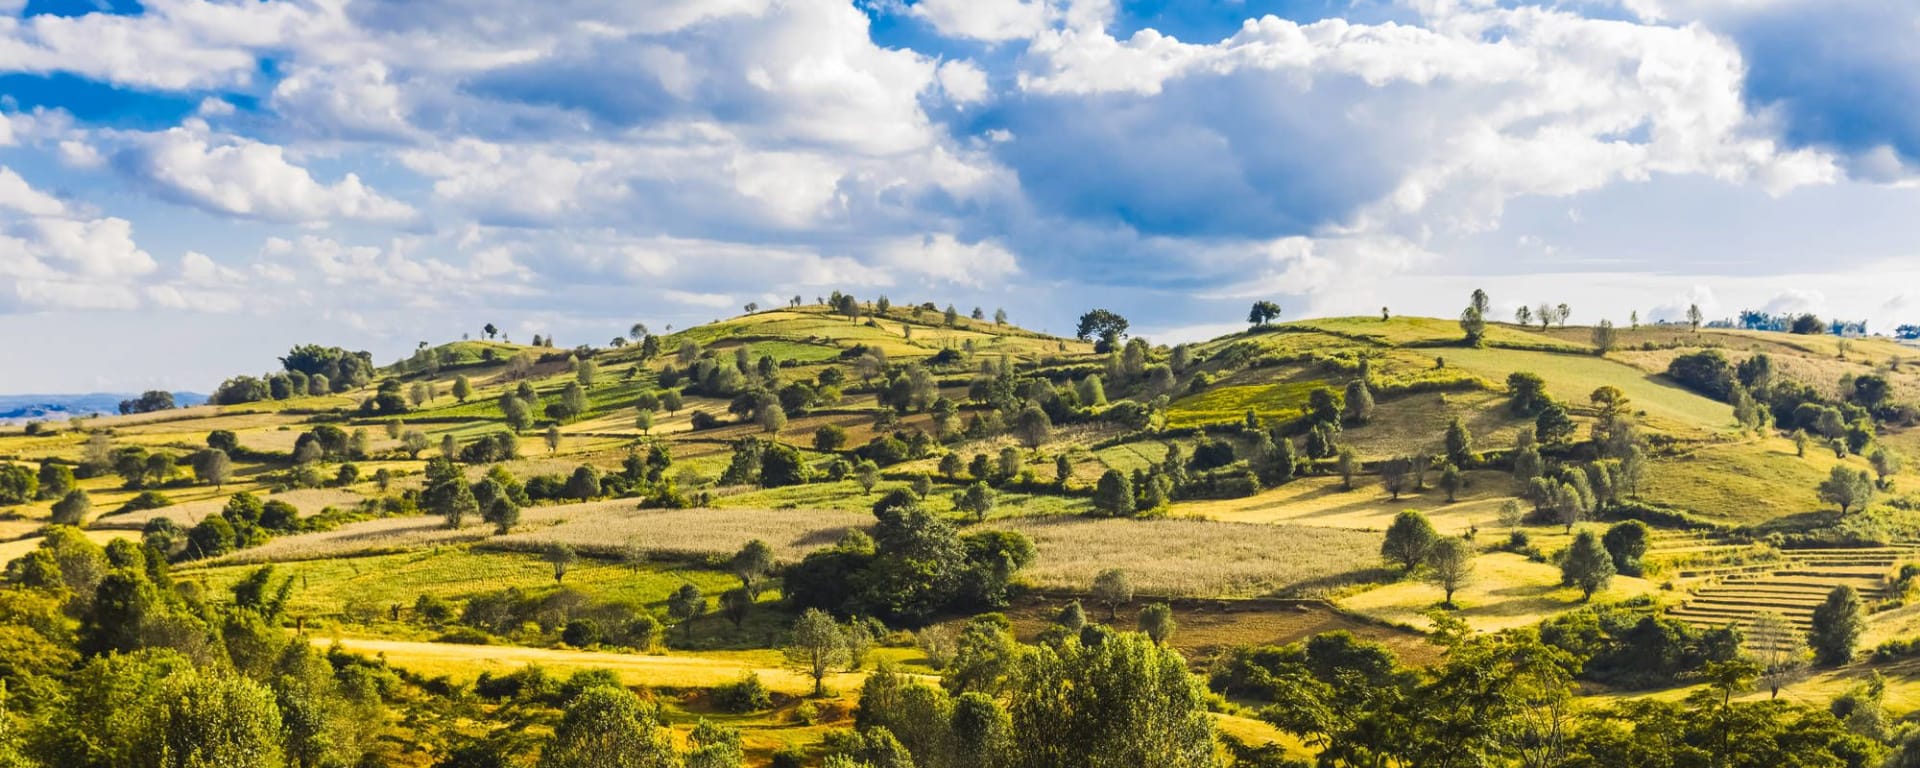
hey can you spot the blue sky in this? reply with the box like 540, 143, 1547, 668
2, 0, 1919, 392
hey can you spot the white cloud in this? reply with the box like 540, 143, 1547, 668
115, 123, 416, 223
21, 217, 155, 278
937, 60, 991, 105
880, 234, 1020, 287
0, 167, 65, 217
910, 0, 1051, 42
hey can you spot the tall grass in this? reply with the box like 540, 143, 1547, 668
988, 516, 1379, 598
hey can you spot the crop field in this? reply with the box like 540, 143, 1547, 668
1165, 374, 1324, 427
1338, 550, 1661, 632
987, 516, 1380, 597
189, 547, 750, 624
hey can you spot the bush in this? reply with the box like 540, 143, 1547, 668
560, 618, 604, 647
712, 672, 772, 713
117, 490, 174, 514
435, 627, 494, 645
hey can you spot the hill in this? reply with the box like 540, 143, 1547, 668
3, 301, 1919, 763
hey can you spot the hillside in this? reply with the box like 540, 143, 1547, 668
4, 303, 1919, 764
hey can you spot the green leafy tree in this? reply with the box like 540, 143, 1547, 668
1602, 520, 1651, 576
1342, 379, 1374, 424
1535, 403, 1576, 444
1818, 465, 1875, 514
538, 685, 678, 768
1444, 417, 1475, 466
1092, 469, 1134, 517
853, 460, 881, 495
1007, 632, 1217, 768
670, 583, 706, 641
814, 424, 849, 452
786, 608, 849, 697
1247, 301, 1281, 327
1809, 585, 1864, 666
730, 540, 774, 598
1382, 510, 1437, 574
452, 375, 472, 402
1560, 529, 1615, 601
1074, 309, 1130, 353
955, 481, 997, 522
1091, 568, 1133, 621
49, 489, 92, 526
547, 543, 577, 583
1138, 603, 1176, 645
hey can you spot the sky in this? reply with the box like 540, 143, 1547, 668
2, 0, 1920, 393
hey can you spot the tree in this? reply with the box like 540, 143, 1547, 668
1687, 304, 1704, 331
1809, 585, 1865, 666
1007, 633, 1217, 768
1015, 403, 1052, 449
1560, 530, 1615, 601
49, 489, 91, 526
1747, 611, 1808, 699
1601, 520, 1651, 576
1092, 469, 1134, 517
565, 465, 602, 500
1091, 569, 1133, 621
731, 539, 774, 598
1869, 447, 1904, 487
538, 685, 677, 768
1507, 371, 1549, 416
1382, 510, 1437, 574
547, 544, 577, 583
786, 609, 849, 697
1138, 603, 1176, 644
452, 375, 472, 402
191, 448, 232, 488
1460, 291, 1489, 347
1591, 319, 1617, 353
544, 425, 563, 454
853, 460, 881, 495
955, 481, 997, 522
1438, 463, 1464, 502
994, 308, 1008, 325
1074, 309, 1130, 353
1444, 416, 1474, 466
1343, 379, 1374, 425
1535, 403, 1576, 444
1247, 301, 1282, 327
400, 430, 431, 458
814, 424, 849, 452
1380, 455, 1415, 500
1335, 445, 1359, 490
1817, 465, 1875, 514
668, 583, 706, 641
1424, 536, 1475, 607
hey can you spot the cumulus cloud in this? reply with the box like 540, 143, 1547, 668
879, 234, 1020, 287
910, 0, 1052, 42
112, 123, 416, 223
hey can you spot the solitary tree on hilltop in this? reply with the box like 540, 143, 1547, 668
1248, 301, 1282, 327
483, 323, 497, 340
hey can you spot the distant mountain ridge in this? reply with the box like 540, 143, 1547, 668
0, 392, 207, 423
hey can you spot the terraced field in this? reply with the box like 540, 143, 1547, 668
1659, 533, 1918, 642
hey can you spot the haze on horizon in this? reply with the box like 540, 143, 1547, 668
2, 0, 1919, 393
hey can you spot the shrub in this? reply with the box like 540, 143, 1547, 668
712, 672, 772, 713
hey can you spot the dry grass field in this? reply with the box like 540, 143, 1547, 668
1182, 470, 1518, 534
986, 516, 1381, 597
1337, 550, 1662, 632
